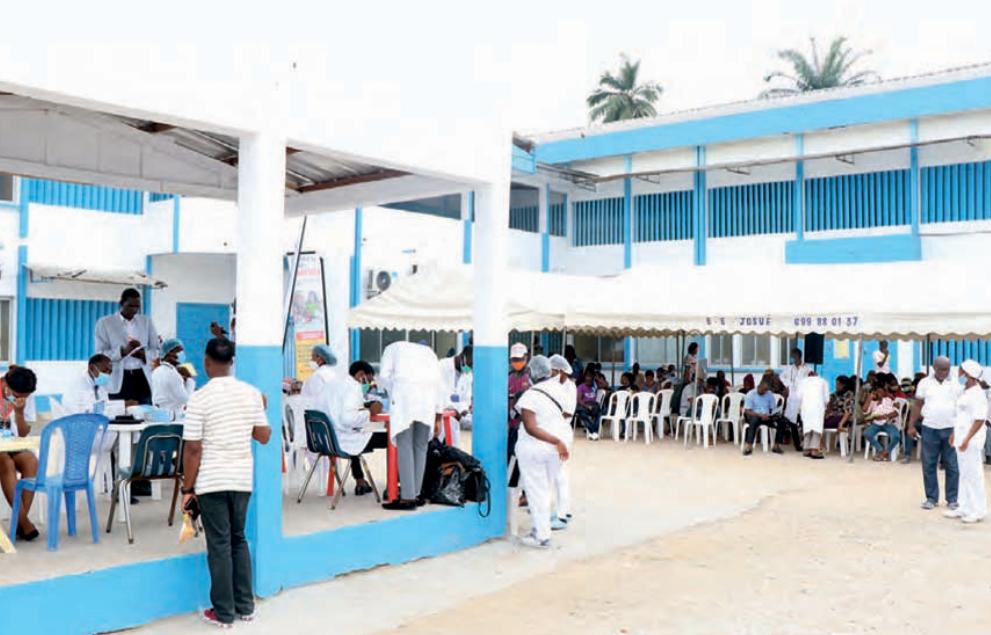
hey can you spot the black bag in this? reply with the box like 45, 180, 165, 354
421, 438, 491, 517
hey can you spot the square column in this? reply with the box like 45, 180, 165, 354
538, 183, 550, 273
350, 207, 363, 360
472, 178, 511, 531
234, 130, 287, 596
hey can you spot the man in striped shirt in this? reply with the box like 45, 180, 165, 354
181, 338, 271, 628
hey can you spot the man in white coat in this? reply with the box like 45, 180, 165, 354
797, 371, 830, 459
378, 341, 443, 510
312, 360, 387, 497
946, 360, 988, 523
438, 346, 472, 446
63, 354, 113, 414
780, 347, 812, 451
95, 288, 161, 405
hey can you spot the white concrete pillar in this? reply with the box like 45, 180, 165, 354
235, 130, 286, 596
472, 176, 511, 530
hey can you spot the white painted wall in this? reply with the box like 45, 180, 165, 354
178, 197, 238, 253
150, 253, 236, 339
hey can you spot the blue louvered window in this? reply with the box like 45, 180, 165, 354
23, 298, 118, 361
635, 191, 694, 242
804, 169, 911, 231
573, 197, 624, 246
509, 206, 539, 232
148, 193, 176, 202
707, 181, 795, 237
549, 202, 567, 237
24, 179, 144, 215
921, 160, 991, 223
931, 339, 991, 366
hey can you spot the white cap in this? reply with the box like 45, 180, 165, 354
510, 343, 528, 359
961, 359, 983, 381
528, 355, 552, 381
549, 354, 573, 376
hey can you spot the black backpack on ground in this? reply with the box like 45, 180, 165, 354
420, 438, 491, 517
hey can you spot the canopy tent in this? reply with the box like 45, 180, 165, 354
565, 261, 991, 339
27, 263, 169, 289
346, 265, 607, 333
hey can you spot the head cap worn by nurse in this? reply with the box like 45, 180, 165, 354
528, 355, 552, 382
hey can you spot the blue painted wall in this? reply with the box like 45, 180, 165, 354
23, 298, 117, 361
785, 233, 921, 264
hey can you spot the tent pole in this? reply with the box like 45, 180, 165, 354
926, 334, 932, 371
610, 336, 616, 386
282, 215, 308, 349
848, 334, 864, 464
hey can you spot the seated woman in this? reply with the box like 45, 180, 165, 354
714, 370, 731, 397
151, 338, 197, 420
739, 373, 756, 394
641, 370, 660, 394
824, 375, 855, 433
575, 372, 602, 440
334, 361, 388, 496
0, 366, 40, 541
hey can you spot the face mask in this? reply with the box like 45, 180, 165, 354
361, 382, 371, 394
94, 372, 111, 387
308, 361, 320, 371
511, 360, 526, 372
175, 351, 187, 364
461, 364, 472, 374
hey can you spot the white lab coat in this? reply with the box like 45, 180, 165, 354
780, 364, 813, 423
555, 378, 577, 519
94, 312, 161, 394
314, 374, 373, 456
378, 342, 443, 439
301, 363, 338, 407
151, 363, 196, 420
63, 370, 110, 415
797, 375, 830, 435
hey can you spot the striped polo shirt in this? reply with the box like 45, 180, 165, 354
182, 375, 268, 495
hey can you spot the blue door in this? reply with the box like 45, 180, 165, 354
176, 303, 231, 388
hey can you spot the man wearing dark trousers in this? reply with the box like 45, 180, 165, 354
742, 380, 789, 455
95, 288, 160, 406
181, 338, 271, 628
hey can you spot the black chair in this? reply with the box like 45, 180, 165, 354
106, 424, 184, 544
297, 410, 380, 510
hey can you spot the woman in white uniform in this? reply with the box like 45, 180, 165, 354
300, 344, 339, 406
798, 371, 830, 459
378, 341, 443, 510
549, 354, 576, 530
947, 360, 988, 523
515, 355, 571, 548
151, 338, 196, 420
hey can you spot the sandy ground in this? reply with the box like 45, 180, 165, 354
134, 432, 991, 635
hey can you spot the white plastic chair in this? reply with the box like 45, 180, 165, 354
677, 394, 720, 448
625, 392, 657, 443
772, 393, 785, 416
599, 391, 631, 442
715, 393, 745, 443
740, 415, 772, 453
651, 389, 675, 439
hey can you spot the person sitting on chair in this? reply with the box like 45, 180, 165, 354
863, 385, 901, 462
742, 380, 786, 456
331, 361, 387, 496
0, 366, 40, 541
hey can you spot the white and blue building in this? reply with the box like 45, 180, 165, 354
4, 50, 991, 633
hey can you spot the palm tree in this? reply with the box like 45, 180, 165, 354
761, 36, 879, 98
587, 54, 663, 124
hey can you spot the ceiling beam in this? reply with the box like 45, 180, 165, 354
297, 169, 408, 193
139, 122, 176, 134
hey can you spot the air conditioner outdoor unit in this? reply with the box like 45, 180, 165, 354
366, 269, 397, 299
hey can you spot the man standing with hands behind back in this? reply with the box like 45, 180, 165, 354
95, 288, 161, 405
181, 338, 271, 627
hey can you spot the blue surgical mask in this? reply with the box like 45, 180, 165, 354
175, 351, 187, 364
94, 372, 111, 387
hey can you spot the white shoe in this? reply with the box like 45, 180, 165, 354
961, 515, 984, 524
519, 534, 551, 549
944, 509, 964, 519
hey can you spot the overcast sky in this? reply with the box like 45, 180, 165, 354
503, 0, 991, 134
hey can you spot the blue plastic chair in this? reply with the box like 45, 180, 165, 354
9, 413, 109, 551
297, 410, 380, 509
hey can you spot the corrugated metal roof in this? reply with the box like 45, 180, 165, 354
523, 61, 991, 145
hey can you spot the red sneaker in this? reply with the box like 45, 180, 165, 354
202, 609, 233, 629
